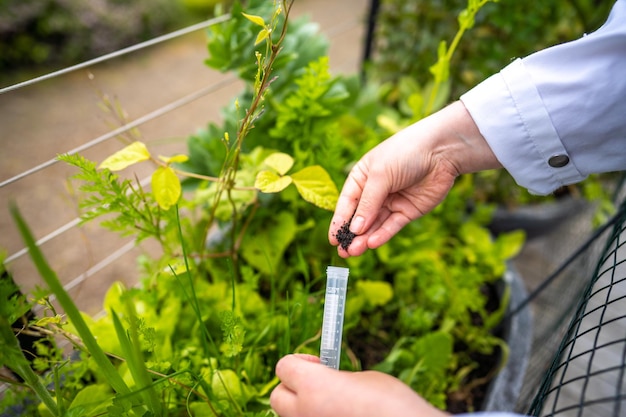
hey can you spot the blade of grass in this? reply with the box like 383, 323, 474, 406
283, 291, 292, 358
110, 308, 161, 415
9, 202, 130, 395
171, 205, 219, 362
53, 365, 66, 416
0, 316, 59, 415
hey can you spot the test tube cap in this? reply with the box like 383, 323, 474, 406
326, 266, 349, 280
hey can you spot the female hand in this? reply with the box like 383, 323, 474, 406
328, 101, 501, 257
270, 354, 449, 417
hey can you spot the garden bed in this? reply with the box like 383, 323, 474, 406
1, 0, 533, 415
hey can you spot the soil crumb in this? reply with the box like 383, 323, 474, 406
335, 217, 356, 250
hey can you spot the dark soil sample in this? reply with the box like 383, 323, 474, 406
334, 217, 356, 250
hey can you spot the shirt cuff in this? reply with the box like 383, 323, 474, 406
460, 58, 585, 195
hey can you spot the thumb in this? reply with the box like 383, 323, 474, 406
275, 354, 326, 392
350, 173, 389, 235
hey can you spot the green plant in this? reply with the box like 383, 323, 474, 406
6, 202, 325, 416
2, 0, 526, 415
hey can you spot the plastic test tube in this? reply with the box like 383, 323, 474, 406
320, 266, 350, 369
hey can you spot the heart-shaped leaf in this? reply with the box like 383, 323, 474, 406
255, 170, 293, 193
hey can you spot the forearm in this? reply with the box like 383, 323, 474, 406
427, 100, 502, 176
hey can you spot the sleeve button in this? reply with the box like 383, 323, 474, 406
548, 154, 570, 168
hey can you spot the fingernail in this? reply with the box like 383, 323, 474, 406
350, 215, 364, 234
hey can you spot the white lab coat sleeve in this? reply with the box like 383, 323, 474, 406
460, 0, 626, 195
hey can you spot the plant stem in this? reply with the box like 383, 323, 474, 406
172, 167, 220, 183
424, 0, 491, 115
200, 0, 295, 267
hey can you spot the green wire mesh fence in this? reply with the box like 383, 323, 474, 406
492, 173, 625, 417
526, 195, 626, 416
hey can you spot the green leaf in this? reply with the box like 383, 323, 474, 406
495, 230, 526, 260
68, 384, 114, 415
32, 315, 64, 327
459, 221, 492, 250
0, 271, 29, 322
241, 211, 297, 275
404, 332, 453, 409
189, 402, 215, 416
255, 28, 270, 45
107, 395, 132, 417
264, 152, 294, 175
428, 41, 450, 84
58, 152, 166, 243
413, 332, 453, 374
290, 165, 338, 211
407, 92, 425, 121
211, 369, 246, 404
242, 12, 266, 27
377, 114, 403, 134
356, 280, 394, 307
151, 166, 181, 210
371, 338, 414, 374
99, 141, 151, 171
255, 170, 293, 193
219, 311, 245, 357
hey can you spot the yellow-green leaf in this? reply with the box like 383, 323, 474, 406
158, 154, 189, 164
255, 28, 270, 45
291, 166, 338, 211
151, 166, 181, 210
263, 152, 293, 175
377, 114, 403, 134
242, 12, 265, 27
255, 170, 292, 193
211, 370, 245, 403
98, 141, 150, 171
356, 280, 394, 307
495, 230, 526, 260
33, 314, 65, 327
67, 384, 114, 415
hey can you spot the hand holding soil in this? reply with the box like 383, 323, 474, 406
328, 101, 501, 258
